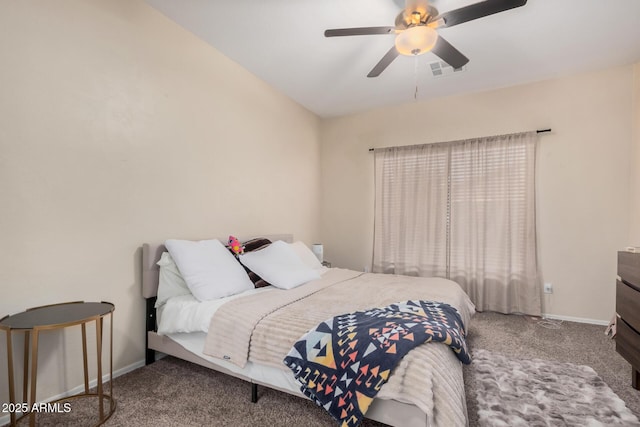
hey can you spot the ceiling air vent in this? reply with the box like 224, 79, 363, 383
428, 60, 466, 78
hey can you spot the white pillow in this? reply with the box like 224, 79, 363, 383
155, 251, 191, 308
289, 241, 325, 271
164, 239, 254, 301
239, 240, 321, 289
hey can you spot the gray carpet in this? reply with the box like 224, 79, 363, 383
5, 312, 640, 426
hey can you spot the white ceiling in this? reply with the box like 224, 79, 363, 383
145, 0, 640, 118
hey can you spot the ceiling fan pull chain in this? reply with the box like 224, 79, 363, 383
414, 56, 419, 100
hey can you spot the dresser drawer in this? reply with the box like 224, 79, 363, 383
617, 317, 640, 369
619, 251, 640, 286
617, 279, 640, 333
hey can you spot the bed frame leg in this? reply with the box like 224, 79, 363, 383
145, 297, 157, 365
251, 383, 258, 403
146, 347, 155, 365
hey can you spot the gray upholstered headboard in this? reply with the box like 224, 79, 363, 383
141, 234, 293, 299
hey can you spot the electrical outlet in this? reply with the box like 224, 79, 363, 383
543, 283, 553, 294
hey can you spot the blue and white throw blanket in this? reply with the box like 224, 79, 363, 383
283, 300, 470, 427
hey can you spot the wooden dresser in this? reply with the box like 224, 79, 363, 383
616, 251, 640, 389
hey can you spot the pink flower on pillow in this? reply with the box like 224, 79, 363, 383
228, 235, 244, 255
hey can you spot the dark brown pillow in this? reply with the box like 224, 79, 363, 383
243, 238, 272, 252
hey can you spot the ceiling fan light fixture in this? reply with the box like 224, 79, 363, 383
395, 26, 438, 56
410, 11, 422, 25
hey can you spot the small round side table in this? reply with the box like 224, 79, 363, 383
0, 301, 115, 427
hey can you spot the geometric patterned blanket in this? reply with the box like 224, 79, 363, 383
283, 300, 471, 427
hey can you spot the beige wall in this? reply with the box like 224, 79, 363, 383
0, 0, 320, 407
320, 65, 635, 323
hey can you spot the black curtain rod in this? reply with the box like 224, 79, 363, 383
368, 128, 552, 152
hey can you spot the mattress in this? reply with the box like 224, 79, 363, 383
166, 331, 304, 396
157, 285, 307, 396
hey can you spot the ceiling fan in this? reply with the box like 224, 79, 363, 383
324, 0, 528, 77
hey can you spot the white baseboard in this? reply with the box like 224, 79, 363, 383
0, 358, 145, 426
542, 313, 610, 326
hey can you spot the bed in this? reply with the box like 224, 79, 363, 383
142, 235, 475, 427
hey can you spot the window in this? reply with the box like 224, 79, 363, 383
373, 132, 541, 315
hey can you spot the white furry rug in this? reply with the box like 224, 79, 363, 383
472, 349, 640, 427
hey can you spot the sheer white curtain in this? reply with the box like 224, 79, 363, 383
373, 143, 449, 278
373, 132, 541, 316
